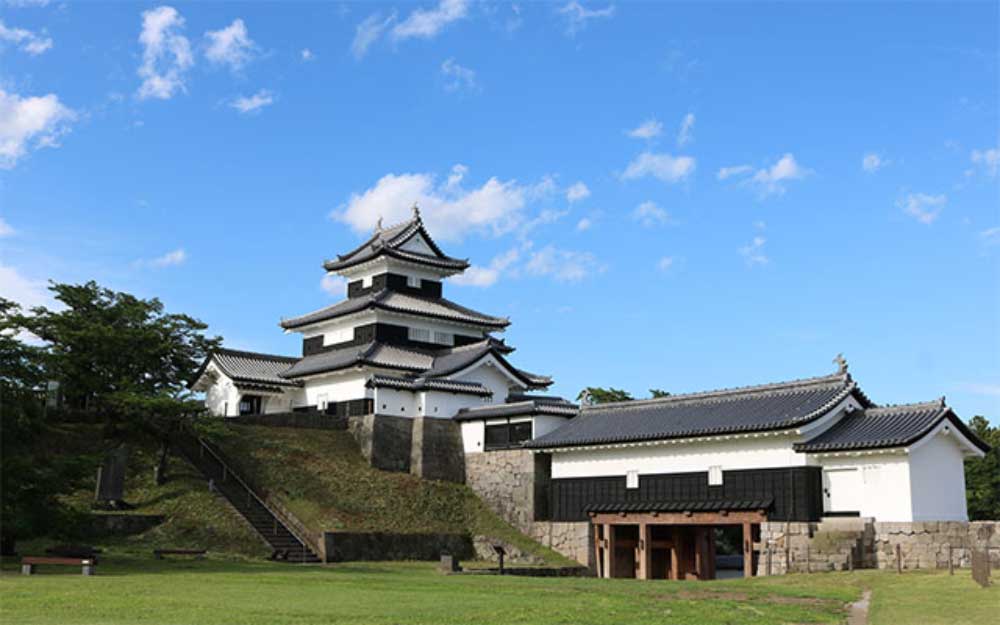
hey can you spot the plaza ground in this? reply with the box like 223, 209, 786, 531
1, 554, 996, 625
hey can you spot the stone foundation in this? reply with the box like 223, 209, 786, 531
320, 531, 474, 563
464, 449, 592, 568
348, 414, 466, 482
757, 519, 999, 575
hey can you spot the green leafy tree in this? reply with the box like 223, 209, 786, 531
11, 281, 222, 483
0, 299, 89, 550
965, 416, 1000, 520
649, 388, 671, 398
577, 387, 634, 404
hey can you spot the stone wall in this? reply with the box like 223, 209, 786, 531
757, 519, 999, 575
411, 417, 465, 483
464, 449, 593, 568
320, 531, 474, 563
348, 414, 413, 473
464, 449, 540, 531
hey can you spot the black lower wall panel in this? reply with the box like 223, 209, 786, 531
547, 466, 822, 522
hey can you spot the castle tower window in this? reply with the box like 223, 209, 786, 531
434, 331, 454, 346
406, 275, 421, 288
408, 327, 431, 342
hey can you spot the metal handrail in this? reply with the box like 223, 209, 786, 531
187, 435, 317, 562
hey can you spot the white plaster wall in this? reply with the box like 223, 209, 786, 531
202, 363, 240, 417
817, 453, 913, 521
908, 429, 970, 521
550, 435, 806, 479
339, 258, 452, 282
374, 386, 418, 416
299, 310, 485, 347
399, 233, 435, 255
453, 358, 522, 400
418, 390, 485, 419
302, 372, 369, 407
533, 415, 572, 439
462, 421, 485, 453
375, 311, 485, 344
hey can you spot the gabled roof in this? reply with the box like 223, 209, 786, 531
528, 372, 867, 449
323, 211, 469, 273
280, 336, 551, 388
453, 395, 578, 422
279, 289, 510, 331
793, 399, 990, 453
190, 348, 301, 392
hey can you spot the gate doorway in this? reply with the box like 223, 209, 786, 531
590, 508, 767, 580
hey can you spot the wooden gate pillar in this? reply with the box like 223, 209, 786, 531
638, 522, 651, 580
742, 521, 754, 578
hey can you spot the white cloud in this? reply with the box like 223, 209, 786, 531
0, 263, 50, 310
392, 0, 468, 41
205, 18, 256, 71
898, 192, 946, 225
301, 48, 315, 61
440, 58, 478, 93
862, 152, 886, 173
0, 19, 52, 55
970, 147, 999, 178
719, 153, 809, 196
136, 6, 194, 100
566, 181, 590, 202
626, 118, 662, 140
335, 164, 533, 241
451, 247, 520, 288
0, 88, 76, 169
980, 226, 1000, 246
320, 274, 347, 296
576, 217, 592, 231
657, 256, 674, 272
525, 245, 603, 282
230, 89, 274, 114
138, 248, 186, 268
739, 236, 768, 266
622, 151, 695, 184
676, 113, 695, 146
351, 12, 396, 59
0, 216, 14, 237
716, 164, 752, 180
750, 153, 809, 195
632, 200, 670, 227
557, 2, 615, 36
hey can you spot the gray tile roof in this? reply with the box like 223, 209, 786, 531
366, 374, 493, 396
793, 399, 990, 453
193, 348, 301, 390
527, 373, 864, 449
585, 498, 774, 514
280, 341, 432, 379
279, 289, 510, 330
454, 396, 578, 421
322, 213, 469, 273
278, 337, 551, 388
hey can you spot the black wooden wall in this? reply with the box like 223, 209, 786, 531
543, 466, 823, 522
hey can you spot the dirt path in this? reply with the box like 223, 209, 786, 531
847, 589, 872, 625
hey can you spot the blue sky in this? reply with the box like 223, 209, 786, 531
1, 1, 998, 422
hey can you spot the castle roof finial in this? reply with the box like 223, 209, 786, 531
375, 216, 383, 232
412, 202, 421, 219
833, 353, 848, 375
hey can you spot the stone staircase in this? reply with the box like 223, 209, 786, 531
803, 518, 875, 572
175, 434, 322, 564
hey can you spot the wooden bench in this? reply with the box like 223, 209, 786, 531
21, 556, 96, 576
153, 549, 206, 560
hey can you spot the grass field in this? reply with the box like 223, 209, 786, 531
1, 555, 996, 625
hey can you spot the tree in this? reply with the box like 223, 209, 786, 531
577, 387, 634, 404
10, 281, 222, 483
0, 299, 88, 551
14, 281, 221, 411
649, 389, 671, 398
965, 416, 1000, 520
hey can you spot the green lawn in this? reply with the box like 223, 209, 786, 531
1, 556, 996, 625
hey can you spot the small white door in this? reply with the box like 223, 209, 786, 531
823, 467, 863, 514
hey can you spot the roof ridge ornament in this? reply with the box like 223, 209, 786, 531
833, 353, 849, 375
375, 216, 383, 232
412, 202, 420, 219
